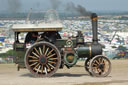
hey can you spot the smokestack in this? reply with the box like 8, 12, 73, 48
91, 13, 98, 44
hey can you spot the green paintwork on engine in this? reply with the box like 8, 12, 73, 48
16, 44, 24, 48
76, 44, 90, 58
13, 43, 26, 68
66, 54, 75, 62
64, 53, 78, 67
55, 39, 76, 47
14, 50, 26, 67
13, 39, 77, 68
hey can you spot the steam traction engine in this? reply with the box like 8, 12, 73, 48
12, 13, 111, 77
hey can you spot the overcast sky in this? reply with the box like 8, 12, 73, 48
0, 0, 127, 13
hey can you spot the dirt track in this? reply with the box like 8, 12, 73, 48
0, 60, 128, 85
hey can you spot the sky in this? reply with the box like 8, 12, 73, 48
0, 0, 127, 13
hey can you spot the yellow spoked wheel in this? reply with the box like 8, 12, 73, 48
25, 41, 61, 77
89, 55, 111, 77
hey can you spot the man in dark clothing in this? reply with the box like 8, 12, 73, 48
25, 32, 38, 44
41, 31, 61, 43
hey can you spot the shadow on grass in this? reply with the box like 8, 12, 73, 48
20, 73, 34, 78
20, 73, 89, 78
53, 73, 88, 77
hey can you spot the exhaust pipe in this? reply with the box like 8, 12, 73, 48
91, 13, 98, 44
76, 13, 102, 58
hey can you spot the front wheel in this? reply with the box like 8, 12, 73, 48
89, 55, 111, 77
25, 41, 61, 77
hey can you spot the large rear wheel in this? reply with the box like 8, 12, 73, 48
25, 41, 61, 77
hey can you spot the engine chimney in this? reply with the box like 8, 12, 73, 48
91, 13, 98, 44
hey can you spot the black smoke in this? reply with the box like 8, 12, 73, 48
65, 2, 91, 16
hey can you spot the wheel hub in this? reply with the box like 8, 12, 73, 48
40, 56, 47, 64
99, 64, 104, 71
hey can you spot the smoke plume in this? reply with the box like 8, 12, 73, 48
7, 0, 21, 13
65, 2, 91, 16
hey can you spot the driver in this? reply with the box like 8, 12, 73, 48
25, 32, 39, 44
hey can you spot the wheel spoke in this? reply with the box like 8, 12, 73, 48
36, 65, 41, 73
93, 63, 98, 67
39, 47, 43, 55
46, 64, 51, 72
102, 59, 105, 64
98, 58, 102, 64
45, 48, 49, 56
95, 60, 100, 65
30, 62, 38, 67
92, 67, 98, 73
100, 58, 104, 64
92, 65, 98, 69
28, 56, 38, 59
32, 52, 40, 57
93, 67, 100, 73
29, 60, 39, 62
33, 63, 40, 70
48, 63, 55, 69
100, 58, 102, 64
48, 58, 57, 61
48, 61, 56, 64
47, 53, 56, 59
92, 67, 97, 70
43, 45, 45, 54
47, 49, 54, 56
34, 48, 40, 56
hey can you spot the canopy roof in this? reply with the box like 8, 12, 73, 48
12, 23, 63, 32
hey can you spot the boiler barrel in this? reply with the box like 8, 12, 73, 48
76, 44, 102, 58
